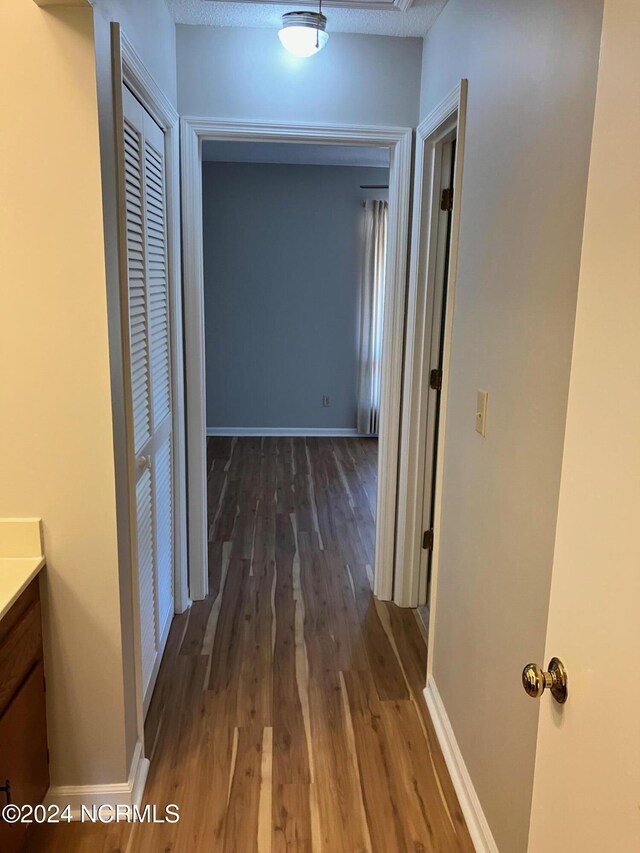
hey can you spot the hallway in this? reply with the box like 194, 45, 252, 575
32, 437, 472, 852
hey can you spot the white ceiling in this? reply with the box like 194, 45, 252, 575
202, 141, 391, 167
168, 0, 448, 37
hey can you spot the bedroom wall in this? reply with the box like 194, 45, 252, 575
202, 161, 388, 432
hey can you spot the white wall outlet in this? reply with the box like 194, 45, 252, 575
476, 390, 488, 436
322, 395, 330, 408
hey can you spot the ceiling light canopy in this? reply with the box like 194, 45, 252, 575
278, 11, 329, 57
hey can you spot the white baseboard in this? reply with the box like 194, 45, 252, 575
425, 676, 499, 853
45, 739, 150, 820
206, 427, 371, 437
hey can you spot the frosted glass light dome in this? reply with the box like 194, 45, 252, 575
278, 12, 329, 58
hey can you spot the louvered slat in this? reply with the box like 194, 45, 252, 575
145, 139, 171, 429
136, 467, 157, 696
154, 436, 173, 641
124, 119, 151, 453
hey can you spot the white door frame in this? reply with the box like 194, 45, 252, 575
180, 117, 413, 601
395, 81, 468, 613
111, 25, 190, 736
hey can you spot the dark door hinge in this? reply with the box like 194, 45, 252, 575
429, 368, 443, 391
440, 187, 453, 212
422, 529, 434, 550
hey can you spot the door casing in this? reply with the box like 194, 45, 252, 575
417, 135, 457, 608
395, 81, 468, 614
180, 118, 413, 603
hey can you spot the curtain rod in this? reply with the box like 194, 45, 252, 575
360, 184, 389, 189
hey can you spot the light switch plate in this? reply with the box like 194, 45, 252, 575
476, 390, 488, 436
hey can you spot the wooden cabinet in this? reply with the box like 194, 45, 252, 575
0, 578, 49, 853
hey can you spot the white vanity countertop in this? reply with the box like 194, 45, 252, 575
0, 519, 45, 622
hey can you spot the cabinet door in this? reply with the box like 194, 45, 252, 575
122, 85, 175, 712
0, 662, 49, 853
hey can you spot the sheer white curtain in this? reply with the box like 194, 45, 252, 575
357, 200, 388, 436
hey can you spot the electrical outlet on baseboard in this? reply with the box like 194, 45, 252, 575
322, 395, 330, 408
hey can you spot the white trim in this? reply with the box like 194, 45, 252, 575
425, 677, 498, 853
395, 80, 468, 609
206, 427, 369, 437
45, 740, 150, 820
120, 36, 178, 130
416, 84, 464, 141
180, 118, 209, 602
180, 117, 413, 146
181, 118, 413, 603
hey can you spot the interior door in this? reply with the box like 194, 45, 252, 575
526, 5, 639, 846
418, 136, 456, 607
122, 86, 174, 712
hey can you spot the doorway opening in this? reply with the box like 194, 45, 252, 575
181, 120, 413, 605
200, 139, 389, 618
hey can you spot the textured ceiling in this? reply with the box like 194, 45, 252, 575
168, 0, 448, 37
202, 141, 391, 167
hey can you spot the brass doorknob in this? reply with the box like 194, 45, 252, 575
522, 657, 568, 704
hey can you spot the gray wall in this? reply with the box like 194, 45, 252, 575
177, 26, 422, 127
202, 162, 388, 431
96, 0, 177, 106
419, 0, 604, 851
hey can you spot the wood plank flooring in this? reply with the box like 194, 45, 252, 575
29, 437, 473, 853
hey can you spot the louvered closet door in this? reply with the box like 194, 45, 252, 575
122, 86, 174, 712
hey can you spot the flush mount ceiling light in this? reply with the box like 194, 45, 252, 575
278, 9, 329, 58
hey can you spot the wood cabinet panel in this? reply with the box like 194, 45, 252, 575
0, 579, 39, 646
0, 662, 50, 853
0, 601, 42, 718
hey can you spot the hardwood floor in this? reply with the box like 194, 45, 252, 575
29, 437, 473, 853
